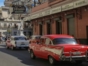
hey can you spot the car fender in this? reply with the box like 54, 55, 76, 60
44, 47, 63, 61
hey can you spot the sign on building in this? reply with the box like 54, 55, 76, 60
12, 5, 26, 14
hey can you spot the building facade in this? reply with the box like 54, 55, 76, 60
4, 0, 33, 37
23, 0, 88, 44
4, 0, 14, 7
0, 6, 24, 37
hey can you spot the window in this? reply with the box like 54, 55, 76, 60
53, 38, 77, 45
14, 32, 17, 35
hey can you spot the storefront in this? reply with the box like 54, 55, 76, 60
24, 0, 88, 44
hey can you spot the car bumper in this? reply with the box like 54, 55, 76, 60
16, 45, 29, 48
60, 55, 87, 61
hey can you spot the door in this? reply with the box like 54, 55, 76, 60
67, 17, 75, 36
39, 38, 53, 59
39, 24, 43, 35
86, 26, 88, 44
33, 43, 42, 57
33, 43, 45, 58
56, 20, 62, 34
47, 23, 51, 34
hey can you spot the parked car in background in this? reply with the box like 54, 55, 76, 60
6, 36, 29, 50
29, 34, 88, 65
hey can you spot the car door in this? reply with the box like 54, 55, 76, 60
39, 38, 53, 59
30, 39, 41, 57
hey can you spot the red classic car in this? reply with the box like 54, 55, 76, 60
29, 34, 88, 65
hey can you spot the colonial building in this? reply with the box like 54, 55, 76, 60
4, 0, 14, 7
23, 0, 88, 44
0, 6, 24, 37
4, 0, 33, 37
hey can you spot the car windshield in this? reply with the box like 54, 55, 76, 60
53, 38, 77, 45
14, 37, 27, 40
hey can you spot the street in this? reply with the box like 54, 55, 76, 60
0, 44, 88, 66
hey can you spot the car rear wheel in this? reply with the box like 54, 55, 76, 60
48, 56, 56, 65
6, 45, 9, 49
30, 50, 36, 59
11, 46, 15, 50
75, 61, 83, 64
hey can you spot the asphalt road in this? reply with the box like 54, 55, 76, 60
0, 44, 88, 66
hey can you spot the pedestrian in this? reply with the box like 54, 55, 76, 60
0, 35, 2, 44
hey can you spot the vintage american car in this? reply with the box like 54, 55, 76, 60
29, 34, 88, 65
6, 36, 29, 50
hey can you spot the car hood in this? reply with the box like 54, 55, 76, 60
15, 40, 29, 43
15, 40, 29, 41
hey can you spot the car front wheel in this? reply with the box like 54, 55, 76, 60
30, 50, 36, 59
48, 56, 56, 65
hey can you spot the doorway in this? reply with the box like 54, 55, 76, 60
47, 22, 51, 34
86, 26, 88, 44
39, 24, 43, 35
67, 14, 75, 37
56, 20, 62, 34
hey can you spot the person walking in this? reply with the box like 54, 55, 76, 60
0, 36, 2, 44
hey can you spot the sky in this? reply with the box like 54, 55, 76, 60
0, 0, 4, 6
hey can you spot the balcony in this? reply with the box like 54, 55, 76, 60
4, 1, 12, 6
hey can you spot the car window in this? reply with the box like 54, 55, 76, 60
53, 38, 77, 45
31, 36, 41, 39
14, 37, 27, 40
45, 38, 53, 45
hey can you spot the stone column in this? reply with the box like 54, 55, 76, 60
20, 20, 25, 36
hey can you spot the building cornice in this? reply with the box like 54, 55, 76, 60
23, 0, 88, 21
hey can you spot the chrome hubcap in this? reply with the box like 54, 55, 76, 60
49, 57, 53, 64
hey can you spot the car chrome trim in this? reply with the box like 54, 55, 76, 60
65, 55, 86, 58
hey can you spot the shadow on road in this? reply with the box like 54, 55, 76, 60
0, 44, 88, 66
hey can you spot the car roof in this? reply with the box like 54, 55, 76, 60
31, 35, 41, 39
11, 36, 26, 38
42, 34, 73, 40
